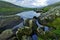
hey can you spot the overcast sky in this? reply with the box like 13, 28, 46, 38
2, 0, 60, 8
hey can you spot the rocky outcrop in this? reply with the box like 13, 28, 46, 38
16, 26, 32, 40
0, 15, 23, 33
0, 29, 13, 40
38, 6, 60, 25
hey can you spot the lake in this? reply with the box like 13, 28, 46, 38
16, 11, 40, 20
14, 11, 49, 32
12, 11, 41, 33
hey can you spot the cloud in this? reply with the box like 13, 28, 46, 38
32, 0, 47, 6
47, 0, 60, 4
15, 0, 48, 8
2, 0, 60, 8
2, 0, 48, 8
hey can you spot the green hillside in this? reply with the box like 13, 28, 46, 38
38, 2, 60, 28
0, 1, 34, 15
37, 2, 60, 40
37, 2, 60, 13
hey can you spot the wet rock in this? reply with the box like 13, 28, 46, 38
0, 29, 13, 40
0, 15, 23, 33
16, 26, 32, 40
24, 18, 38, 29
24, 18, 31, 27
8, 36, 18, 40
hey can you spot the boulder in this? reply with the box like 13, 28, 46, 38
0, 29, 13, 40
16, 26, 32, 40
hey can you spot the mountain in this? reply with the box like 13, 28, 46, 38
37, 2, 60, 39
0, 1, 34, 15
37, 2, 60, 37
37, 2, 60, 13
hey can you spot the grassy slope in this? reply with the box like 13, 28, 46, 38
41, 2, 60, 38
38, 2, 60, 39
0, 1, 34, 15
38, 2, 60, 28
47, 17, 60, 29
38, 2, 60, 13
44, 2, 60, 29
46, 17, 60, 39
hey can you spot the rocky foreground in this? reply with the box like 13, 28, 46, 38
0, 15, 23, 33
0, 5, 60, 40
